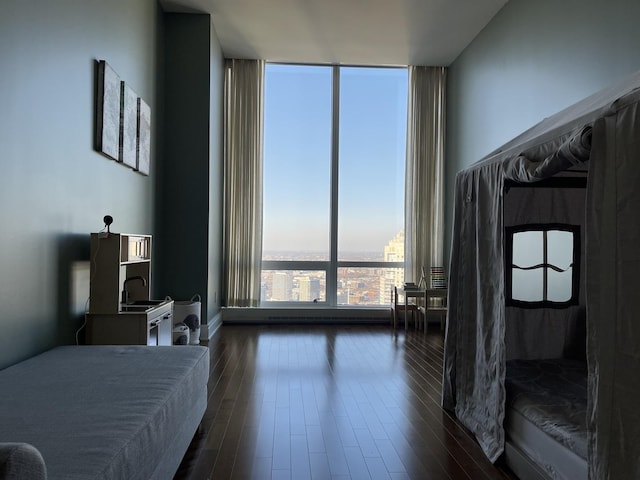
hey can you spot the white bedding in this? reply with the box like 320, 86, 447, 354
0, 345, 209, 480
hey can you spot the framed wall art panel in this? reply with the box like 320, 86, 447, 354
95, 60, 121, 161
120, 82, 138, 168
136, 98, 151, 176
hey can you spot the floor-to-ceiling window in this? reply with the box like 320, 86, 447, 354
261, 64, 408, 307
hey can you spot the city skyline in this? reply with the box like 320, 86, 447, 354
261, 230, 404, 305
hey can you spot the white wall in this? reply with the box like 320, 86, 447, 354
445, 0, 640, 262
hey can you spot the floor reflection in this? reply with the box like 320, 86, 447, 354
179, 324, 509, 480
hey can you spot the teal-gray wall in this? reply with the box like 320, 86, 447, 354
0, 3, 224, 370
155, 13, 224, 324
0, 0, 160, 369
445, 0, 640, 263
207, 24, 225, 323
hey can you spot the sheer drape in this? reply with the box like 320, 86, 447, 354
404, 66, 447, 283
223, 59, 265, 306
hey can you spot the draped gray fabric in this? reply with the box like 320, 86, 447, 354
503, 125, 592, 182
442, 160, 506, 462
223, 59, 265, 307
503, 185, 587, 362
404, 66, 446, 283
586, 98, 640, 480
443, 70, 640, 477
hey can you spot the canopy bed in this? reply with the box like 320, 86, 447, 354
442, 71, 640, 479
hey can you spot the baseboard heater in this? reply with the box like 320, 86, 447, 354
222, 307, 391, 324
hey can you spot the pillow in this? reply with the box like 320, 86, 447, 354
0, 443, 46, 480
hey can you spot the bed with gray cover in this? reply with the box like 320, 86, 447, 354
505, 359, 587, 480
0, 345, 209, 480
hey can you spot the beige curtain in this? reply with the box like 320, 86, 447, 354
223, 59, 265, 306
404, 66, 447, 284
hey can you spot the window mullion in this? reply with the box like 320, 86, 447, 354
327, 65, 340, 306
543, 230, 548, 301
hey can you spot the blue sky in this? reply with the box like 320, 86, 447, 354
263, 64, 407, 255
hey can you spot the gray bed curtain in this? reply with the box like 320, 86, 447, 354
442, 160, 506, 462
442, 71, 640, 477
585, 93, 640, 480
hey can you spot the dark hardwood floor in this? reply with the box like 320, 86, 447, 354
174, 323, 514, 480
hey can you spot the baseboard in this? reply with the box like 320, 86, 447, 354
200, 311, 222, 340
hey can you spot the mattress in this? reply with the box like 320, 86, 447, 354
0, 345, 209, 480
505, 359, 588, 460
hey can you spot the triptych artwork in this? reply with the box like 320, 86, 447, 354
95, 60, 151, 176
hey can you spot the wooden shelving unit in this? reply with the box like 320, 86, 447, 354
86, 232, 173, 345
89, 233, 152, 314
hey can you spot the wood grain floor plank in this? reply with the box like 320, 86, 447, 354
174, 324, 515, 480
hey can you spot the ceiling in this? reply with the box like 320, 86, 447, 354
160, 0, 508, 66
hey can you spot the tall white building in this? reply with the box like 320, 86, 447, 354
272, 272, 291, 301
379, 230, 405, 304
298, 276, 311, 301
310, 278, 321, 301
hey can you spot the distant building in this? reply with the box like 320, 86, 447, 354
310, 278, 321, 301
380, 230, 404, 304
272, 272, 291, 301
298, 276, 311, 301
337, 290, 349, 304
